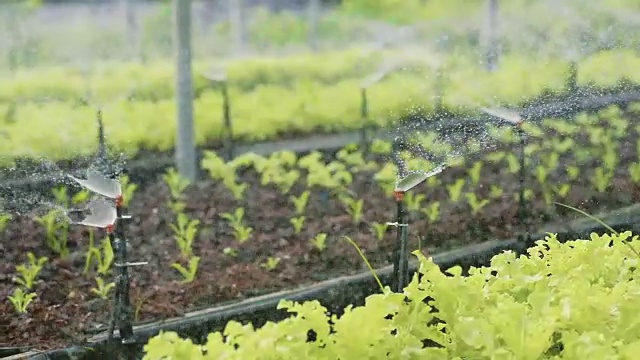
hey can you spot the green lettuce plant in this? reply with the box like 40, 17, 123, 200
465, 192, 490, 215
35, 208, 69, 259
0, 213, 11, 232
446, 178, 465, 203
467, 161, 483, 186
403, 192, 425, 212
371, 222, 388, 241
310, 233, 328, 252
84, 230, 114, 276
260, 257, 281, 271
119, 174, 138, 207
142, 230, 640, 359
488, 185, 503, 199
221, 208, 253, 244
91, 277, 116, 300
8, 288, 37, 314
171, 256, 201, 284
338, 194, 364, 223
421, 202, 440, 223
290, 216, 305, 234
591, 166, 614, 193
170, 213, 200, 258
163, 168, 190, 214
13, 252, 48, 290
290, 190, 310, 216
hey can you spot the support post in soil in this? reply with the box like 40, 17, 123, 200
221, 80, 234, 161
391, 190, 409, 293
105, 196, 140, 360
516, 124, 530, 243
360, 87, 369, 157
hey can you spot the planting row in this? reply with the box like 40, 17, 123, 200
3, 46, 636, 105
1, 49, 640, 165
2, 104, 640, 348
142, 231, 640, 359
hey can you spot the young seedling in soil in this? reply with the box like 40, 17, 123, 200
13, 252, 47, 290
261, 257, 281, 271
221, 207, 253, 244
8, 288, 37, 314
310, 233, 328, 252
371, 222, 388, 241
290, 216, 306, 234
171, 256, 201, 284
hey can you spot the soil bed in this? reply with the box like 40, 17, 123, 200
2, 108, 640, 351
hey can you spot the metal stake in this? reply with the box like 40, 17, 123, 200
391, 190, 409, 293
517, 125, 530, 243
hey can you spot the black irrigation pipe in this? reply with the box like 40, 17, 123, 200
1, 87, 640, 194
21, 202, 640, 360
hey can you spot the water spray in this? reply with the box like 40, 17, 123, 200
481, 106, 530, 242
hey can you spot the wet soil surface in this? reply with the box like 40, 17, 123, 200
2, 112, 640, 351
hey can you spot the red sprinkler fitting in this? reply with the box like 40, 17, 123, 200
393, 190, 405, 202
116, 195, 123, 208
106, 224, 114, 234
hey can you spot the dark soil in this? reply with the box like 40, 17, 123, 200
1, 111, 640, 351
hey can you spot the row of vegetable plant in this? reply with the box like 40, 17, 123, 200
1, 49, 639, 165
4, 104, 640, 314
142, 230, 640, 359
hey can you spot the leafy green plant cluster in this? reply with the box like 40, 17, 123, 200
143, 231, 640, 359
1, 49, 639, 166
83, 230, 116, 300
7, 252, 47, 314
33, 185, 93, 259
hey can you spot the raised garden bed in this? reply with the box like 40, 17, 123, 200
2, 103, 640, 356
17, 202, 640, 360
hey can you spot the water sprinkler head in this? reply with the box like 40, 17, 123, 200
66, 199, 117, 228
68, 168, 122, 199
361, 70, 388, 89
203, 68, 227, 83
480, 107, 524, 126
395, 163, 447, 192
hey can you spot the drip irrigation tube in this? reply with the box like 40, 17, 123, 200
20, 202, 640, 360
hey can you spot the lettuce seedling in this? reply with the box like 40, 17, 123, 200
290, 190, 310, 216
119, 174, 138, 207
13, 252, 48, 290
163, 168, 190, 201
465, 192, 490, 215
221, 208, 253, 244
310, 233, 328, 252
371, 222, 388, 241
421, 202, 440, 223
404, 192, 425, 212
290, 216, 305, 234
35, 209, 69, 259
446, 178, 465, 203
260, 257, 281, 271
339, 194, 364, 223
171, 256, 200, 284
91, 277, 116, 299
8, 288, 36, 314
467, 161, 483, 186
591, 167, 613, 193
170, 213, 200, 258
